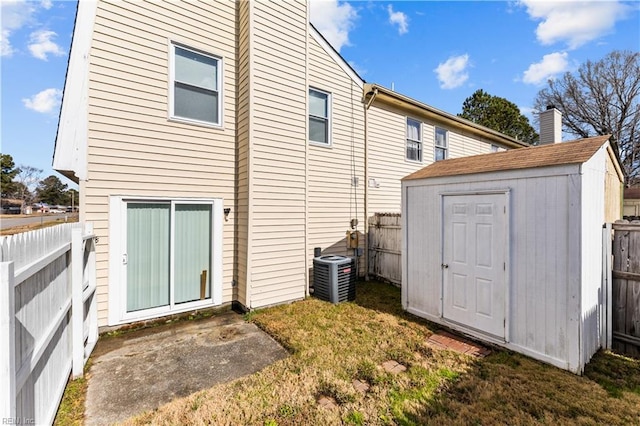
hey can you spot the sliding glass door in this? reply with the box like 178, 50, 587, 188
126, 203, 171, 311
124, 200, 214, 315
174, 203, 212, 304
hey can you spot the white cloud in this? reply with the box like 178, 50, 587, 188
310, 0, 358, 52
40, 0, 53, 10
1, 0, 36, 57
1, 0, 36, 31
434, 54, 470, 89
28, 30, 64, 60
522, 52, 569, 85
387, 5, 408, 35
1, 30, 14, 57
519, 0, 631, 49
22, 88, 62, 113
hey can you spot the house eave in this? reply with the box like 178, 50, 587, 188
55, 169, 80, 185
363, 83, 529, 150
52, 0, 97, 182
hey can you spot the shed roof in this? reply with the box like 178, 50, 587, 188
403, 135, 611, 181
624, 188, 640, 200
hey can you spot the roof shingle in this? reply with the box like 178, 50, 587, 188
403, 135, 611, 181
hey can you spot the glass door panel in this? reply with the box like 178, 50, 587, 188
174, 204, 212, 304
126, 203, 170, 312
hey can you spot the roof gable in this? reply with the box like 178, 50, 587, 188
403, 135, 612, 181
309, 23, 364, 89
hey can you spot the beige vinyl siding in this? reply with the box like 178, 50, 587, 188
367, 105, 425, 213
367, 103, 500, 214
248, 0, 308, 308
86, 0, 237, 326
235, 0, 251, 308
604, 148, 623, 222
428, 124, 494, 162
447, 130, 494, 159
307, 32, 365, 268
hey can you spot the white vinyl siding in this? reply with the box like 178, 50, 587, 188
309, 88, 331, 145
406, 118, 422, 162
170, 43, 222, 126
87, 0, 237, 326
435, 127, 448, 161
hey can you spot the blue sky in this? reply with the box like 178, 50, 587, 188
1, 0, 639, 189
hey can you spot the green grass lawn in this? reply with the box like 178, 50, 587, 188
113, 281, 640, 425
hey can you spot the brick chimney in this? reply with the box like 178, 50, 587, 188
539, 105, 562, 144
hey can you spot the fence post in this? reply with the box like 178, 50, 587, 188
604, 223, 613, 350
85, 223, 98, 356
0, 261, 17, 420
71, 228, 83, 378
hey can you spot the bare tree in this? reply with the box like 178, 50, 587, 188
534, 50, 640, 185
15, 165, 42, 213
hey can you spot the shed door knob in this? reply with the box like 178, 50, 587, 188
441, 264, 449, 269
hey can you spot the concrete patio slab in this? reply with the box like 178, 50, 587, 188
85, 311, 288, 425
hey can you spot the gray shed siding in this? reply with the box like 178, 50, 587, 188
402, 164, 589, 372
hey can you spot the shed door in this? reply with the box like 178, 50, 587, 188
442, 194, 506, 339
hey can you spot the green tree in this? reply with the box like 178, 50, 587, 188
1, 154, 19, 198
36, 175, 68, 205
459, 89, 539, 145
534, 50, 640, 185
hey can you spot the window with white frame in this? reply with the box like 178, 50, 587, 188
435, 127, 448, 161
309, 88, 331, 145
406, 118, 422, 162
170, 43, 221, 125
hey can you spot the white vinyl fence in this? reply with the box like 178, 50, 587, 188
1, 223, 97, 426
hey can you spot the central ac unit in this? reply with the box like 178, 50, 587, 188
313, 255, 356, 303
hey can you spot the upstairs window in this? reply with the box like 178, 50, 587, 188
309, 88, 331, 145
435, 127, 448, 161
170, 44, 221, 126
406, 118, 422, 162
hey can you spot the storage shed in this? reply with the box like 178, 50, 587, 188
401, 135, 624, 373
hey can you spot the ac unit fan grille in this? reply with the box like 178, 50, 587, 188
313, 255, 356, 303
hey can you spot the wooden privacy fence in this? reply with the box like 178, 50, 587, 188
610, 222, 640, 358
368, 213, 401, 285
1, 223, 97, 425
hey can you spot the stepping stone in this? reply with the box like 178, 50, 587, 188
427, 331, 491, 358
352, 379, 370, 393
381, 360, 407, 374
317, 395, 338, 409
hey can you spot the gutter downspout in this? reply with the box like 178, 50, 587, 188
363, 88, 378, 281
